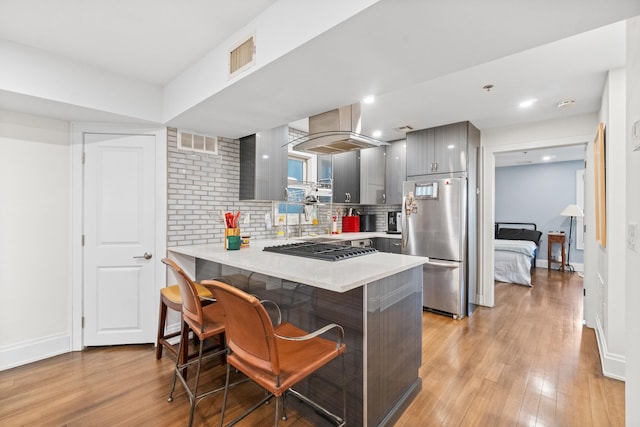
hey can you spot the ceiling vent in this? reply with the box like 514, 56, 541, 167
229, 34, 256, 77
178, 130, 218, 155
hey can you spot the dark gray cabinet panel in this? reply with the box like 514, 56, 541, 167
239, 125, 288, 201
385, 140, 406, 205
375, 237, 402, 254
332, 151, 360, 203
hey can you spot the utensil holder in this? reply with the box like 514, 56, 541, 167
224, 227, 240, 249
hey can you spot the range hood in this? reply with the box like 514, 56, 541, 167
292, 103, 389, 155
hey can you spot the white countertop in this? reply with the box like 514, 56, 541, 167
168, 237, 426, 293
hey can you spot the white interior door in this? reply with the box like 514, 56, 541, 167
83, 132, 156, 346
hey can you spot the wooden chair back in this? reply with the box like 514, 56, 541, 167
204, 280, 281, 376
161, 258, 204, 333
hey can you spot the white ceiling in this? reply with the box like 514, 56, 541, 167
494, 145, 586, 168
0, 0, 278, 86
1, 0, 639, 167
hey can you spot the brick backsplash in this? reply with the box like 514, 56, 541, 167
167, 128, 274, 247
167, 127, 402, 246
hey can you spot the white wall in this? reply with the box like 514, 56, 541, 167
495, 160, 586, 266
625, 15, 640, 427
0, 40, 163, 122
593, 68, 627, 380
479, 114, 597, 307
0, 110, 71, 369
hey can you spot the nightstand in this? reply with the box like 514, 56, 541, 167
547, 232, 566, 272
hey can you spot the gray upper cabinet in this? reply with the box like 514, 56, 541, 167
329, 146, 386, 204
406, 122, 474, 177
360, 146, 386, 204
332, 150, 360, 203
385, 139, 406, 205
406, 127, 434, 176
239, 125, 288, 201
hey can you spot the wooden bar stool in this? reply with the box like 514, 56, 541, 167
155, 281, 214, 367
162, 258, 227, 427
203, 279, 347, 427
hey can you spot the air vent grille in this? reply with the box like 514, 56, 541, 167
178, 131, 218, 155
229, 35, 255, 77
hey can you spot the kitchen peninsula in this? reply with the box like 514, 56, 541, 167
168, 238, 427, 427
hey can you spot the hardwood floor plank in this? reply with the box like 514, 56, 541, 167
0, 269, 625, 426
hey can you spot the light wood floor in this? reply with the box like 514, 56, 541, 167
0, 269, 624, 426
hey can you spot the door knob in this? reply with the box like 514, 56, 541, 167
133, 252, 153, 260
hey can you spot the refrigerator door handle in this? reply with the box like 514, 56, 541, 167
401, 196, 408, 249
425, 260, 460, 269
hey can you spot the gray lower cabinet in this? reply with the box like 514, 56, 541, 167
375, 237, 402, 254
373, 237, 387, 252
239, 125, 288, 201
385, 139, 406, 205
406, 121, 476, 177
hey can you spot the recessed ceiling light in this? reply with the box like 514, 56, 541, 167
372, 130, 382, 138
519, 98, 538, 108
542, 155, 552, 161
556, 100, 576, 109
363, 95, 375, 104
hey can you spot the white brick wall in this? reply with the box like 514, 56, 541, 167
167, 128, 274, 246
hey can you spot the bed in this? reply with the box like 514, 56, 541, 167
494, 222, 542, 286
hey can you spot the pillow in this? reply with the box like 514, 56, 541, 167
496, 228, 542, 245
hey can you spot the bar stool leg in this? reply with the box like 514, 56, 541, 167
156, 298, 168, 359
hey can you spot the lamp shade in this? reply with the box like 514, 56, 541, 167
560, 204, 584, 218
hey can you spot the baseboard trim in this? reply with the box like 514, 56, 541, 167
0, 334, 71, 371
537, 260, 584, 272
594, 315, 626, 381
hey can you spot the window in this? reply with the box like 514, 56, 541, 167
287, 154, 309, 181
288, 158, 305, 181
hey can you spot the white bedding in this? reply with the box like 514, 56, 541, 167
494, 239, 537, 286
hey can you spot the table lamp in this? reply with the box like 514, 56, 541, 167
560, 204, 584, 272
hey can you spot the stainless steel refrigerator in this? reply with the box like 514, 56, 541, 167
402, 177, 471, 319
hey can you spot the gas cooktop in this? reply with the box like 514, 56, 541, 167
263, 241, 377, 261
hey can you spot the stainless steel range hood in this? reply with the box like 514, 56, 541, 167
292, 103, 389, 155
